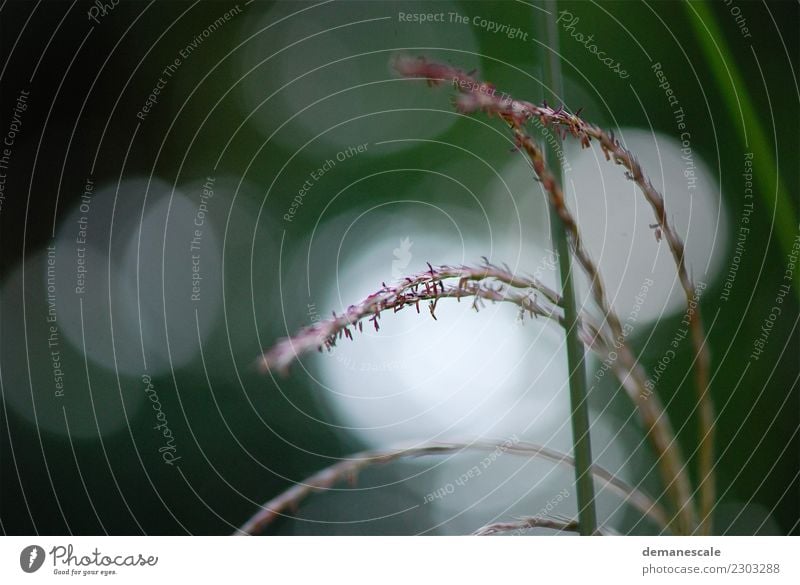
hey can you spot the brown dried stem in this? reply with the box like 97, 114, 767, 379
473, 514, 617, 536
259, 261, 563, 375
511, 123, 695, 535
233, 440, 669, 536
474, 515, 580, 536
394, 56, 706, 534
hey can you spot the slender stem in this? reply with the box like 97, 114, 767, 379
259, 261, 563, 374
234, 440, 669, 535
474, 516, 580, 536
392, 55, 697, 533
540, 0, 598, 536
550, 204, 599, 537
474, 516, 617, 536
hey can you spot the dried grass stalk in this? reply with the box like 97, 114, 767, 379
234, 440, 669, 536
394, 55, 709, 534
473, 515, 580, 536
252, 58, 714, 536
473, 513, 618, 536
259, 261, 563, 375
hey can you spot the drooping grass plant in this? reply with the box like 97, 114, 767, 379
235, 440, 669, 536
244, 56, 715, 536
259, 261, 562, 375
